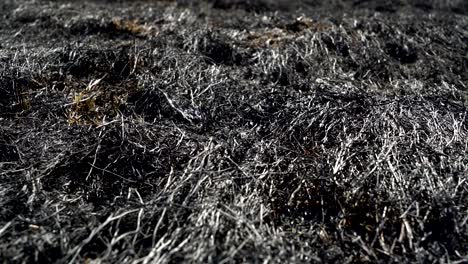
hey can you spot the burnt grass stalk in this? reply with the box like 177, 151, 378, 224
0, 0, 467, 263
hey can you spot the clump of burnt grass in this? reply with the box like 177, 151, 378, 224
0, 75, 33, 115
0, 0, 467, 263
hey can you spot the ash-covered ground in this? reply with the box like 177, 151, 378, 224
0, 0, 467, 263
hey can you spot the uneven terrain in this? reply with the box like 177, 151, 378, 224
0, 0, 467, 263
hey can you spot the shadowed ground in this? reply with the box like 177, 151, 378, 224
0, 0, 467, 263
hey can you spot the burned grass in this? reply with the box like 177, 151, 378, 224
0, 0, 467, 263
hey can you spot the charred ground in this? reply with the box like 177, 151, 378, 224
0, 0, 467, 263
